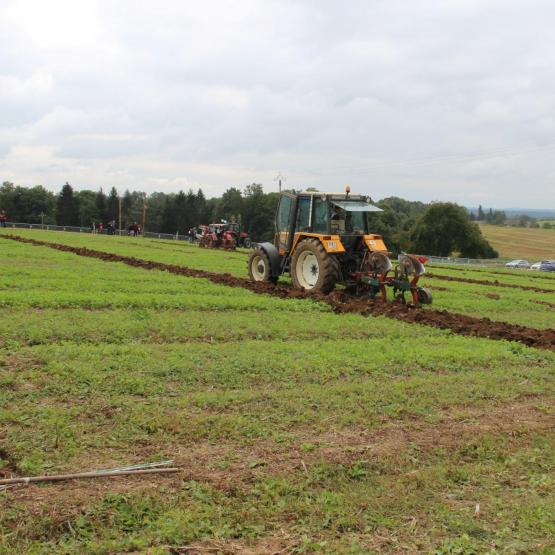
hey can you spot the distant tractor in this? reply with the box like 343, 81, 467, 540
226, 222, 252, 248
247, 188, 432, 305
198, 224, 237, 250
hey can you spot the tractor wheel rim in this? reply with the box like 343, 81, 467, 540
297, 251, 319, 289
251, 255, 265, 281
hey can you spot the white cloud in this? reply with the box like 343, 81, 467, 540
0, 69, 54, 100
0, 0, 554, 207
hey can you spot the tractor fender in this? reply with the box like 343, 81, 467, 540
255, 242, 281, 276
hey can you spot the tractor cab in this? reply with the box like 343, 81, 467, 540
248, 188, 432, 305
274, 190, 386, 257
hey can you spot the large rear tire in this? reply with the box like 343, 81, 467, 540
248, 248, 277, 284
291, 239, 338, 294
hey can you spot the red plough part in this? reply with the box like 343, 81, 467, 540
350, 253, 433, 306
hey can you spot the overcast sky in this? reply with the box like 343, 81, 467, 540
1, 0, 554, 207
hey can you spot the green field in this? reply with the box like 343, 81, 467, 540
1, 230, 554, 554
5, 229, 555, 330
479, 223, 555, 261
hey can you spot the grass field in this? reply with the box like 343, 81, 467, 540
479, 224, 555, 261
1, 230, 554, 554
5, 229, 555, 330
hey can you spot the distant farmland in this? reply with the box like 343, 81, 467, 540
479, 223, 555, 260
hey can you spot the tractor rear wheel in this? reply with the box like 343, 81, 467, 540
291, 239, 338, 294
248, 248, 277, 284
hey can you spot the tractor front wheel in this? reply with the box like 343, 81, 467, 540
248, 248, 277, 284
291, 239, 338, 294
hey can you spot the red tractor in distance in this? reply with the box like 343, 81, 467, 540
198, 223, 237, 250
197, 222, 252, 250
226, 222, 252, 248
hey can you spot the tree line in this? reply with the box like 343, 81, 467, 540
0, 181, 279, 242
0, 181, 498, 257
469, 204, 553, 229
469, 205, 507, 225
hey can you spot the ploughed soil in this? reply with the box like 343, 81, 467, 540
3, 234, 555, 351
426, 272, 554, 293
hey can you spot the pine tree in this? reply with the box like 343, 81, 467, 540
196, 188, 208, 224
56, 183, 80, 226
173, 191, 188, 233
107, 187, 119, 223
95, 188, 107, 223
121, 189, 133, 226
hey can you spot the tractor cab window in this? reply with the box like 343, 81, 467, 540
312, 197, 327, 233
296, 197, 311, 231
276, 194, 293, 232
330, 204, 368, 234
330, 205, 346, 234
349, 211, 367, 234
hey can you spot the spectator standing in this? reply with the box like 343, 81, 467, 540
0, 210, 7, 227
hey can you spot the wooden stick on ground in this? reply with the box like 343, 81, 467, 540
0, 467, 180, 487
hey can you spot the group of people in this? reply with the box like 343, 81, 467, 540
90, 220, 143, 236
128, 222, 141, 236
92, 221, 141, 236
91, 220, 118, 234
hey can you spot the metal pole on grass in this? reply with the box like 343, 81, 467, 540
142, 193, 147, 235
118, 196, 122, 234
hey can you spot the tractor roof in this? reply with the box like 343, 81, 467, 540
294, 191, 382, 211
297, 191, 361, 196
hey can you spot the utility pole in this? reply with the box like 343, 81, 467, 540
118, 196, 122, 234
142, 193, 147, 235
39, 212, 46, 229
274, 172, 286, 193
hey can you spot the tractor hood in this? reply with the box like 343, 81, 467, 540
331, 200, 382, 212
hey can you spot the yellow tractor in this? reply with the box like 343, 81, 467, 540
248, 188, 432, 305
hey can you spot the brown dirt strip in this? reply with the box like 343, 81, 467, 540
2, 398, 552, 531
3, 234, 555, 351
426, 272, 554, 293
168, 397, 555, 491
